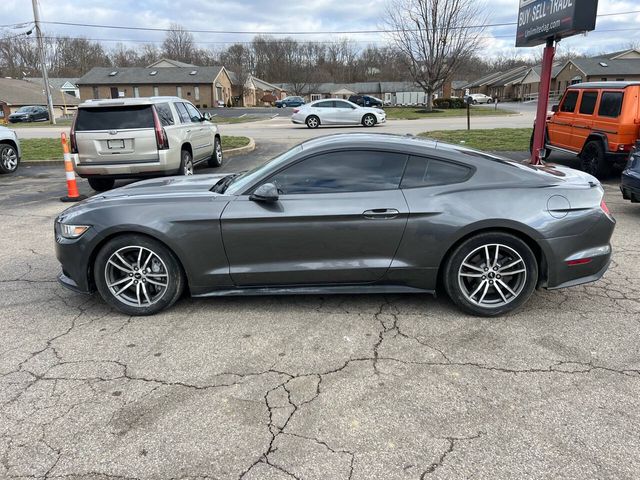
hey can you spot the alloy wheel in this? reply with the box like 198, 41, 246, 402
183, 156, 194, 175
457, 243, 527, 308
307, 117, 319, 128
215, 141, 223, 163
1, 147, 18, 172
363, 115, 375, 127
104, 246, 169, 307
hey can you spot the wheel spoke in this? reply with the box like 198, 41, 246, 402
141, 283, 152, 304
462, 262, 484, 273
114, 280, 134, 296
115, 252, 133, 270
145, 273, 167, 278
460, 272, 484, 278
469, 280, 487, 299
141, 250, 153, 270
135, 282, 141, 305
494, 282, 508, 303
137, 247, 143, 267
497, 279, 517, 297
494, 245, 500, 267
146, 278, 167, 287
499, 259, 522, 272
108, 259, 132, 274
478, 282, 490, 304
108, 277, 131, 288
484, 245, 491, 266
501, 268, 526, 276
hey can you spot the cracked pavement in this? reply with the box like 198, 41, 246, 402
1, 147, 640, 479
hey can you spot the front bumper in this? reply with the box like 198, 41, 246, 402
54, 226, 96, 294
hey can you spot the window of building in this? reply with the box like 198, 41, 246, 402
597, 91, 624, 118
401, 156, 472, 188
194, 86, 200, 101
153, 86, 159, 96
311, 94, 322, 101
92, 86, 99, 99
579, 91, 599, 115
268, 150, 408, 195
133, 86, 140, 98
560, 91, 579, 112
176, 86, 182, 98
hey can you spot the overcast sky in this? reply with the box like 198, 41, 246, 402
3, 0, 640, 59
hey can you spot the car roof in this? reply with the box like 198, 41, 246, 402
568, 81, 640, 90
79, 96, 184, 108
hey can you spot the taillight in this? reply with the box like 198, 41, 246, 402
293, 109, 299, 114
152, 106, 169, 150
600, 199, 611, 216
567, 258, 592, 266
69, 112, 78, 154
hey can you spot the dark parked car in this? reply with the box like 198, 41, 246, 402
348, 95, 383, 108
55, 134, 615, 317
8, 105, 49, 123
275, 96, 305, 108
621, 140, 640, 202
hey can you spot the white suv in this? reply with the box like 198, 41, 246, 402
71, 97, 222, 191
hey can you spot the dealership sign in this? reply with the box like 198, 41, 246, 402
516, 0, 598, 47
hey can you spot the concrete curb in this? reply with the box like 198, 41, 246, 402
20, 137, 256, 166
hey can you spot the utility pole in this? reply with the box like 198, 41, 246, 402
31, 0, 56, 125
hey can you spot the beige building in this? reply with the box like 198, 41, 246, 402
0, 77, 80, 118
77, 63, 234, 108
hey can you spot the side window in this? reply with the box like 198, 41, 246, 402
579, 91, 599, 115
335, 101, 354, 109
401, 156, 472, 188
560, 91, 579, 112
597, 91, 624, 118
174, 102, 191, 124
155, 103, 174, 126
315, 101, 334, 108
268, 150, 408, 195
184, 103, 202, 122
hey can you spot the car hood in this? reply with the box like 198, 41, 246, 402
100, 174, 229, 199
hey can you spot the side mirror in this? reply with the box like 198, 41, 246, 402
250, 183, 279, 203
551, 104, 559, 113
203, 112, 212, 121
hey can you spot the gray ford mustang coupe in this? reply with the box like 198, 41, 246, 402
55, 134, 615, 317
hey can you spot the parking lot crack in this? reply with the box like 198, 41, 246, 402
421, 432, 483, 477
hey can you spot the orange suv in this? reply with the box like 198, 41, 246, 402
534, 81, 640, 178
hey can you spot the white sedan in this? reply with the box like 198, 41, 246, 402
291, 99, 386, 129
467, 93, 495, 104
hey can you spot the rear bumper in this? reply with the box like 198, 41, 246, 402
75, 148, 181, 178
621, 169, 640, 202
541, 212, 615, 290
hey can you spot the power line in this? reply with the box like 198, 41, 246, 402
35, 10, 640, 35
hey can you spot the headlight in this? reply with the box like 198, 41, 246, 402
59, 224, 90, 239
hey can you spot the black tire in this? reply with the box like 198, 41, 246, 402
443, 232, 538, 317
362, 113, 377, 127
94, 234, 185, 316
529, 131, 551, 160
473, 99, 478, 105
207, 136, 223, 168
488, 98, 494, 104
27, 116, 33, 123
180, 149, 194, 175
580, 140, 611, 178
306, 115, 320, 129
88, 177, 115, 192
0, 143, 20, 174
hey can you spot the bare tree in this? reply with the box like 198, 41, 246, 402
162, 24, 195, 64
220, 43, 254, 106
385, 0, 486, 110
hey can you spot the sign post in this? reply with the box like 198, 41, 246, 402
516, 0, 599, 164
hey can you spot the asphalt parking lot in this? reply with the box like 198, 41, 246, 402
1, 143, 640, 479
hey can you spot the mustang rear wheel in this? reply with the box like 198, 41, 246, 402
94, 235, 185, 316
444, 232, 538, 316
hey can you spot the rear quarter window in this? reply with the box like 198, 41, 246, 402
401, 156, 472, 188
75, 105, 154, 131
155, 102, 175, 126
597, 91, 624, 118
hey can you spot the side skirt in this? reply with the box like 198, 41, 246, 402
192, 284, 435, 298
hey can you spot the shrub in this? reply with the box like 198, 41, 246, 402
433, 97, 466, 109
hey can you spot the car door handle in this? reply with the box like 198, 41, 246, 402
186, 129, 191, 133
363, 208, 400, 219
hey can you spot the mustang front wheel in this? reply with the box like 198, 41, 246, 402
444, 232, 538, 316
94, 235, 185, 315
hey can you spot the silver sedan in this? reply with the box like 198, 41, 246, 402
291, 99, 386, 128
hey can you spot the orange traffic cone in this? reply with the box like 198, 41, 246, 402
60, 132, 86, 202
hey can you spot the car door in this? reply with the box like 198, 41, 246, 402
312, 100, 334, 124
332, 100, 360, 124
547, 90, 579, 149
220, 149, 410, 286
182, 102, 212, 161
571, 90, 599, 151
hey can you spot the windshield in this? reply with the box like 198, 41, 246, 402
225, 145, 303, 195
17, 107, 34, 113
